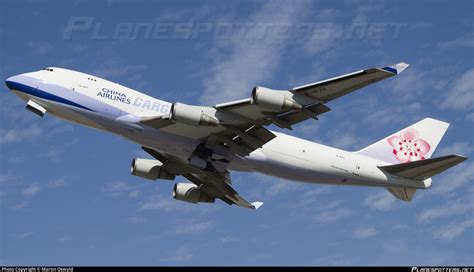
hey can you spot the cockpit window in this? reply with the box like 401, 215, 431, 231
42, 68, 53, 72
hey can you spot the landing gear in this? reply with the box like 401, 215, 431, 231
188, 143, 232, 172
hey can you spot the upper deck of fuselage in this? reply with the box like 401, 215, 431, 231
6, 67, 173, 117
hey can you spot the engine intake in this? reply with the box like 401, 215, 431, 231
251, 86, 302, 111
173, 183, 215, 204
131, 158, 175, 180
171, 102, 219, 126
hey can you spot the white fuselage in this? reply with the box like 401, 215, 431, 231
5, 68, 430, 190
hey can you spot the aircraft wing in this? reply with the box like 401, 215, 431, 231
216, 62, 409, 128
210, 62, 409, 154
141, 62, 409, 157
142, 146, 263, 209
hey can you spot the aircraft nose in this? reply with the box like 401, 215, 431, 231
5, 74, 22, 90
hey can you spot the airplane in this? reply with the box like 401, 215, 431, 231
5, 62, 468, 210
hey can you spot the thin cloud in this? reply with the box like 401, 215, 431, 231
90, 56, 149, 90
442, 68, 474, 111
313, 200, 353, 223
38, 138, 79, 163
173, 221, 214, 235
315, 208, 353, 223
200, 0, 311, 105
22, 182, 41, 198
417, 197, 474, 223
297, 187, 331, 206
15, 232, 35, 239
139, 193, 206, 213
364, 190, 397, 211
102, 181, 139, 198
264, 180, 299, 199
352, 226, 377, 239
431, 161, 474, 195
158, 245, 195, 263
437, 33, 474, 50
12, 201, 29, 210
436, 141, 472, 156
47, 179, 67, 188
0, 125, 42, 145
219, 235, 239, 244
128, 190, 140, 198
125, 216, 147, 225
28, 40, 53, 57
433, 219, 474, 241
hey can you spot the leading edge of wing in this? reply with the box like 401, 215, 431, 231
292, 62, 410, 92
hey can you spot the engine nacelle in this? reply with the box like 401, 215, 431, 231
130, 158, 175, 180
26, 99, 46, 117
251, 86, 302, 111
171, 102, 219, 126
173, 183, 215, 204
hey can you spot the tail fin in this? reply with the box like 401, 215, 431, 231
356, 118, 450, 164
358, 118, 469, 202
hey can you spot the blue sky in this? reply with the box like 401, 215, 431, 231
1, 0, 473, 266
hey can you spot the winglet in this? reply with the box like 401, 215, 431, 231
381, 62, 410, 75
251, 201, 264, 210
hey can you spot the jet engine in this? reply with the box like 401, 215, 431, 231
171, 102, 219, 126
130, 158, 175, 180
251, 86, 302, 111
173, 183, 215, 204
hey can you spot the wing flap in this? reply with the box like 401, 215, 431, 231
262, 103, 331, 129
212, 124, 276, 156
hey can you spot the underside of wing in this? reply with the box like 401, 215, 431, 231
141, 146, 263, 209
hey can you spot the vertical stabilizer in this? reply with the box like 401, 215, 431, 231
357, 118, 449, 164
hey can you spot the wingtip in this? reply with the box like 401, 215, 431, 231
395, 62, 410, 73
381, 62, 410, 74
251, 201, 264, 210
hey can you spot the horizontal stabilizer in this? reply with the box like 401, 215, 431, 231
378, 154, 468, 181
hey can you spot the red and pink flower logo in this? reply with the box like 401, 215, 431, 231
387, 128, 430, 163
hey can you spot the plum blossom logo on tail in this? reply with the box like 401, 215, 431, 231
387, 128, 430, 162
